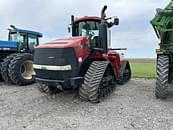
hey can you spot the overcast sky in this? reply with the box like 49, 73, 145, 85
0, 0, 170, 58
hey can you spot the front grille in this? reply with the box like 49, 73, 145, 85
34, 48, 79, 80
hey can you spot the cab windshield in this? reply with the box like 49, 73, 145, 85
9, 32, 38, 52
9, 33, 24, 43
75, 21, 100, 39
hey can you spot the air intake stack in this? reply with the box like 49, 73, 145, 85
99, 5, 108, 53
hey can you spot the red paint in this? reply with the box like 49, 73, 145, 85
89, 51, 121, 78
37, 36, 90, 64
107, 50, 121, 77
74, 39, 90, 64
37, 36, 121, 78
37, 36, 87, 49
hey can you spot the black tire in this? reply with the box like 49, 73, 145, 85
8, 53, 35, 86
0, 63, 3, 81
155, 55, 169, 99
37, 83, 62, 94
124, 64, 131, 81
79, 61, 116, 103
1, 54, 17, 84
118, 61, 131, 85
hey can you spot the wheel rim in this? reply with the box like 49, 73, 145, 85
20, 60, 33, 80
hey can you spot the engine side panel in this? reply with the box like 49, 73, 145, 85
107, 50, 121, 78
89, 50, 121, 78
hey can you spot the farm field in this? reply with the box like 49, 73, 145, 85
128, 58, 156, 78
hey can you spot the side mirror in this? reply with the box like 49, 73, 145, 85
114, 18, 119, 25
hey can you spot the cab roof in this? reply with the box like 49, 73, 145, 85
10, 28, 43, 37
74, 16, 101, 23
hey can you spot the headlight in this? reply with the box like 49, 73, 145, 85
0, 48, 11, 50
33, 64, 72, 71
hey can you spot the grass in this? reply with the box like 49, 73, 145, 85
129, 59, 156, 79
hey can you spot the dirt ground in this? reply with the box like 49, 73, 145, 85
0, 79, 173, 130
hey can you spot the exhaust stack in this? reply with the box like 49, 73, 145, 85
101, 5, 107, 20
99, 5, 108, 52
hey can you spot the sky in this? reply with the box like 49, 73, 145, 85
0, 0, 170, 58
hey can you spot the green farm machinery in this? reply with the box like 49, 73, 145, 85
151, 0, 173, 98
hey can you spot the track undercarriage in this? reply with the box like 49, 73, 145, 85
38, 60, 131, 103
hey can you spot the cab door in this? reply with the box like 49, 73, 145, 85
28, 34, 39, 53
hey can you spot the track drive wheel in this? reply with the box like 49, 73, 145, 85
8, 53, 35, 85
155, 55, 169, 99
79, 61, 116, 103
1, 54, 17, 84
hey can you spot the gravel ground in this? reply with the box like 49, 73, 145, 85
0, 79, 173, 130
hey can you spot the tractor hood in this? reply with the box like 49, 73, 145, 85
0, 40, 17, 50
37, 36, 87, 49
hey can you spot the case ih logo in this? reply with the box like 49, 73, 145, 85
48, 56, 55, 59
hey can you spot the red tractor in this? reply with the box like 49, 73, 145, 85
33, 6, 131, 103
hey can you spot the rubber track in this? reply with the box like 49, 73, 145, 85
79, 61, 115, 103
155, 55, 169, 99
38, 83, 51, 94
38, 83, 62, 95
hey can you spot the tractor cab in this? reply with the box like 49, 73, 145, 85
71, 17, 101, 50
71, 16, 100, 38
0, 25, 42, 62
8, 25, 42, 53
70, 8, 119, 53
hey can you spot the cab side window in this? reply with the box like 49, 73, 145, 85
28, 35, 38, 52
19, 34, 27, 51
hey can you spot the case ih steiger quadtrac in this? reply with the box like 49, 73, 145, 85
151, 1, 173, 98
33, 6, 131, 103
0, 25, 42, 85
